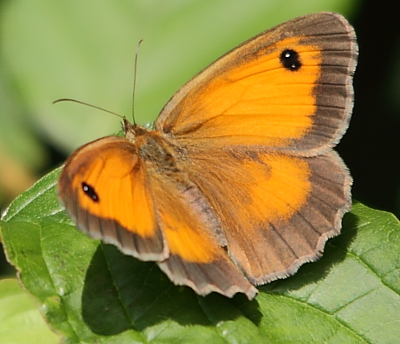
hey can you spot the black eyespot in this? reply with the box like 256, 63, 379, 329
280, 49, 301, 71
82, 182, 99, 202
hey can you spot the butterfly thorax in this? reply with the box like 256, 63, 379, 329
124, 120, 182, 176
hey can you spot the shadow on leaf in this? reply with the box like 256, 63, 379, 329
82, 244, 262, 335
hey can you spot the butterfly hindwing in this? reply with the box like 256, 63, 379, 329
183, 147, 351, 283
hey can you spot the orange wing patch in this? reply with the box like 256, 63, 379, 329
241, 153, 312, 222
59, 136, 166, 260
158, 37, 322, 149
149, 172, 224, 264
71, 143, 156, 238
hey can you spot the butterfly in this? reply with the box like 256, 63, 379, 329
58, 12, 358, 299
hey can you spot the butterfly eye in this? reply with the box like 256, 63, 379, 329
82, 182, 99, 202
280, 49, 301, 71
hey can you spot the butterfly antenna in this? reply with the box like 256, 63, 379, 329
131, 39, 143, 125
54, 41, 144, 124
53, 98, 124, 120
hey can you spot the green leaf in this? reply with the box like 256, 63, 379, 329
0, 279, 59, 344
1, 167, 400, 343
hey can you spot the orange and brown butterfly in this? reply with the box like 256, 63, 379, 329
58, 12, 358, 300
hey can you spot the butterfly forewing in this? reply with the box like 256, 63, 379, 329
157, 12, 357, 155
59, 136, 167, 261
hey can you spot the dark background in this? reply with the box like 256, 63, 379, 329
339, 0, 400, 217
